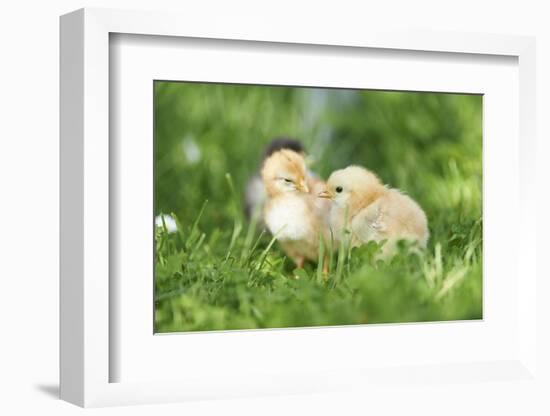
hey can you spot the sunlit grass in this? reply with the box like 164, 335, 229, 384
154, 200, 482, 332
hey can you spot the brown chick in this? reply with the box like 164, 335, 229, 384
319, 166, 429, 258
261, 149, 328, 268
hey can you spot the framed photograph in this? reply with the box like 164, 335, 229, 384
60, 8, 538, 407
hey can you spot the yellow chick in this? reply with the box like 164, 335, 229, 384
261, 149, 328, 268
319, 166, 429, 257
245, 137, 329, 224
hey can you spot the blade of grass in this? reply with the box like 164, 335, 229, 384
240, 206, 260, 264
256, 231, 282, 271
225, 172, 243, 226
334, 235, 347, 286
185, 200, 208, 251
334, 206, 350, 286
189, 232, 206, 261
224, 221, 243, 262
327, 229, 334, 275
171, 212, 185, 243
242, 229, 266, 267
316, 232, 325, 283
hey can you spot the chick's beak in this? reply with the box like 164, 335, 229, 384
318, 190, 333, 199
298, 180, 309, 193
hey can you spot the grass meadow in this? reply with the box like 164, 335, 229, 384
154, 81, 483, 333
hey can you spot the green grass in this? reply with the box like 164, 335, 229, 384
154, 82, 483, 333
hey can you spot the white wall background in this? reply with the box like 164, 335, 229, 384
0, 1, 548, 415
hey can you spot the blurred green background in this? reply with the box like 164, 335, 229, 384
154, 81, 482, 332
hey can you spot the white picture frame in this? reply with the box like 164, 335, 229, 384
60, 7, 538, 407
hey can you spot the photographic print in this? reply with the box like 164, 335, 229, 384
154, 81, 482, 333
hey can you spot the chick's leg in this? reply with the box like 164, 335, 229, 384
322, 254, 329, 277
294, 256, 305, 269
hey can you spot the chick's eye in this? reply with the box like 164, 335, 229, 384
284, 178, 293, 183
335, 186, 343, 193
